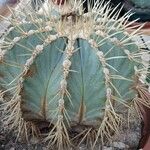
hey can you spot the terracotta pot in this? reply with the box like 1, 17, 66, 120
142, 137, 150, 150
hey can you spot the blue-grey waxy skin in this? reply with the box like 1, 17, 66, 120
0, 20, 141, 126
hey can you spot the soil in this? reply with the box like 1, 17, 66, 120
0, 106, 142, 150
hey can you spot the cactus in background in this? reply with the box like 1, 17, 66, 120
130, 0, 150, 8
0, 0, 20, 19
109, 0, 150, 22
0, 0, 150, 149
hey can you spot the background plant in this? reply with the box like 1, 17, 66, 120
130, 0, 150, 8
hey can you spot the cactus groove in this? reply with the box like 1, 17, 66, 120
0, 1, 150, 149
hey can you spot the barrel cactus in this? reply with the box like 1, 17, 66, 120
0, 0, 150, 149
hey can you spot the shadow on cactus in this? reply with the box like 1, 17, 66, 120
0, 0, 150, 149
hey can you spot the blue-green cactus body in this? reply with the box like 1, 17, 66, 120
0, 22, 139, 124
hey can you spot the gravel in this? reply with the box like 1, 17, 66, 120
0, 111, 141, 150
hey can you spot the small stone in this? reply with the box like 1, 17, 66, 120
30, 136, 40, 144
9, 148, 15, 150
78, 144, 86, 150
103, 146, 113, 150
1, 145, 4, 147
113, 142, 128, 149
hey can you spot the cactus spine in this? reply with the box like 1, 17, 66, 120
0, 0, 150, 149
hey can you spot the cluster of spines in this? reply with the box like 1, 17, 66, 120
45, 36, 76, 149
94, 50, 121, 145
